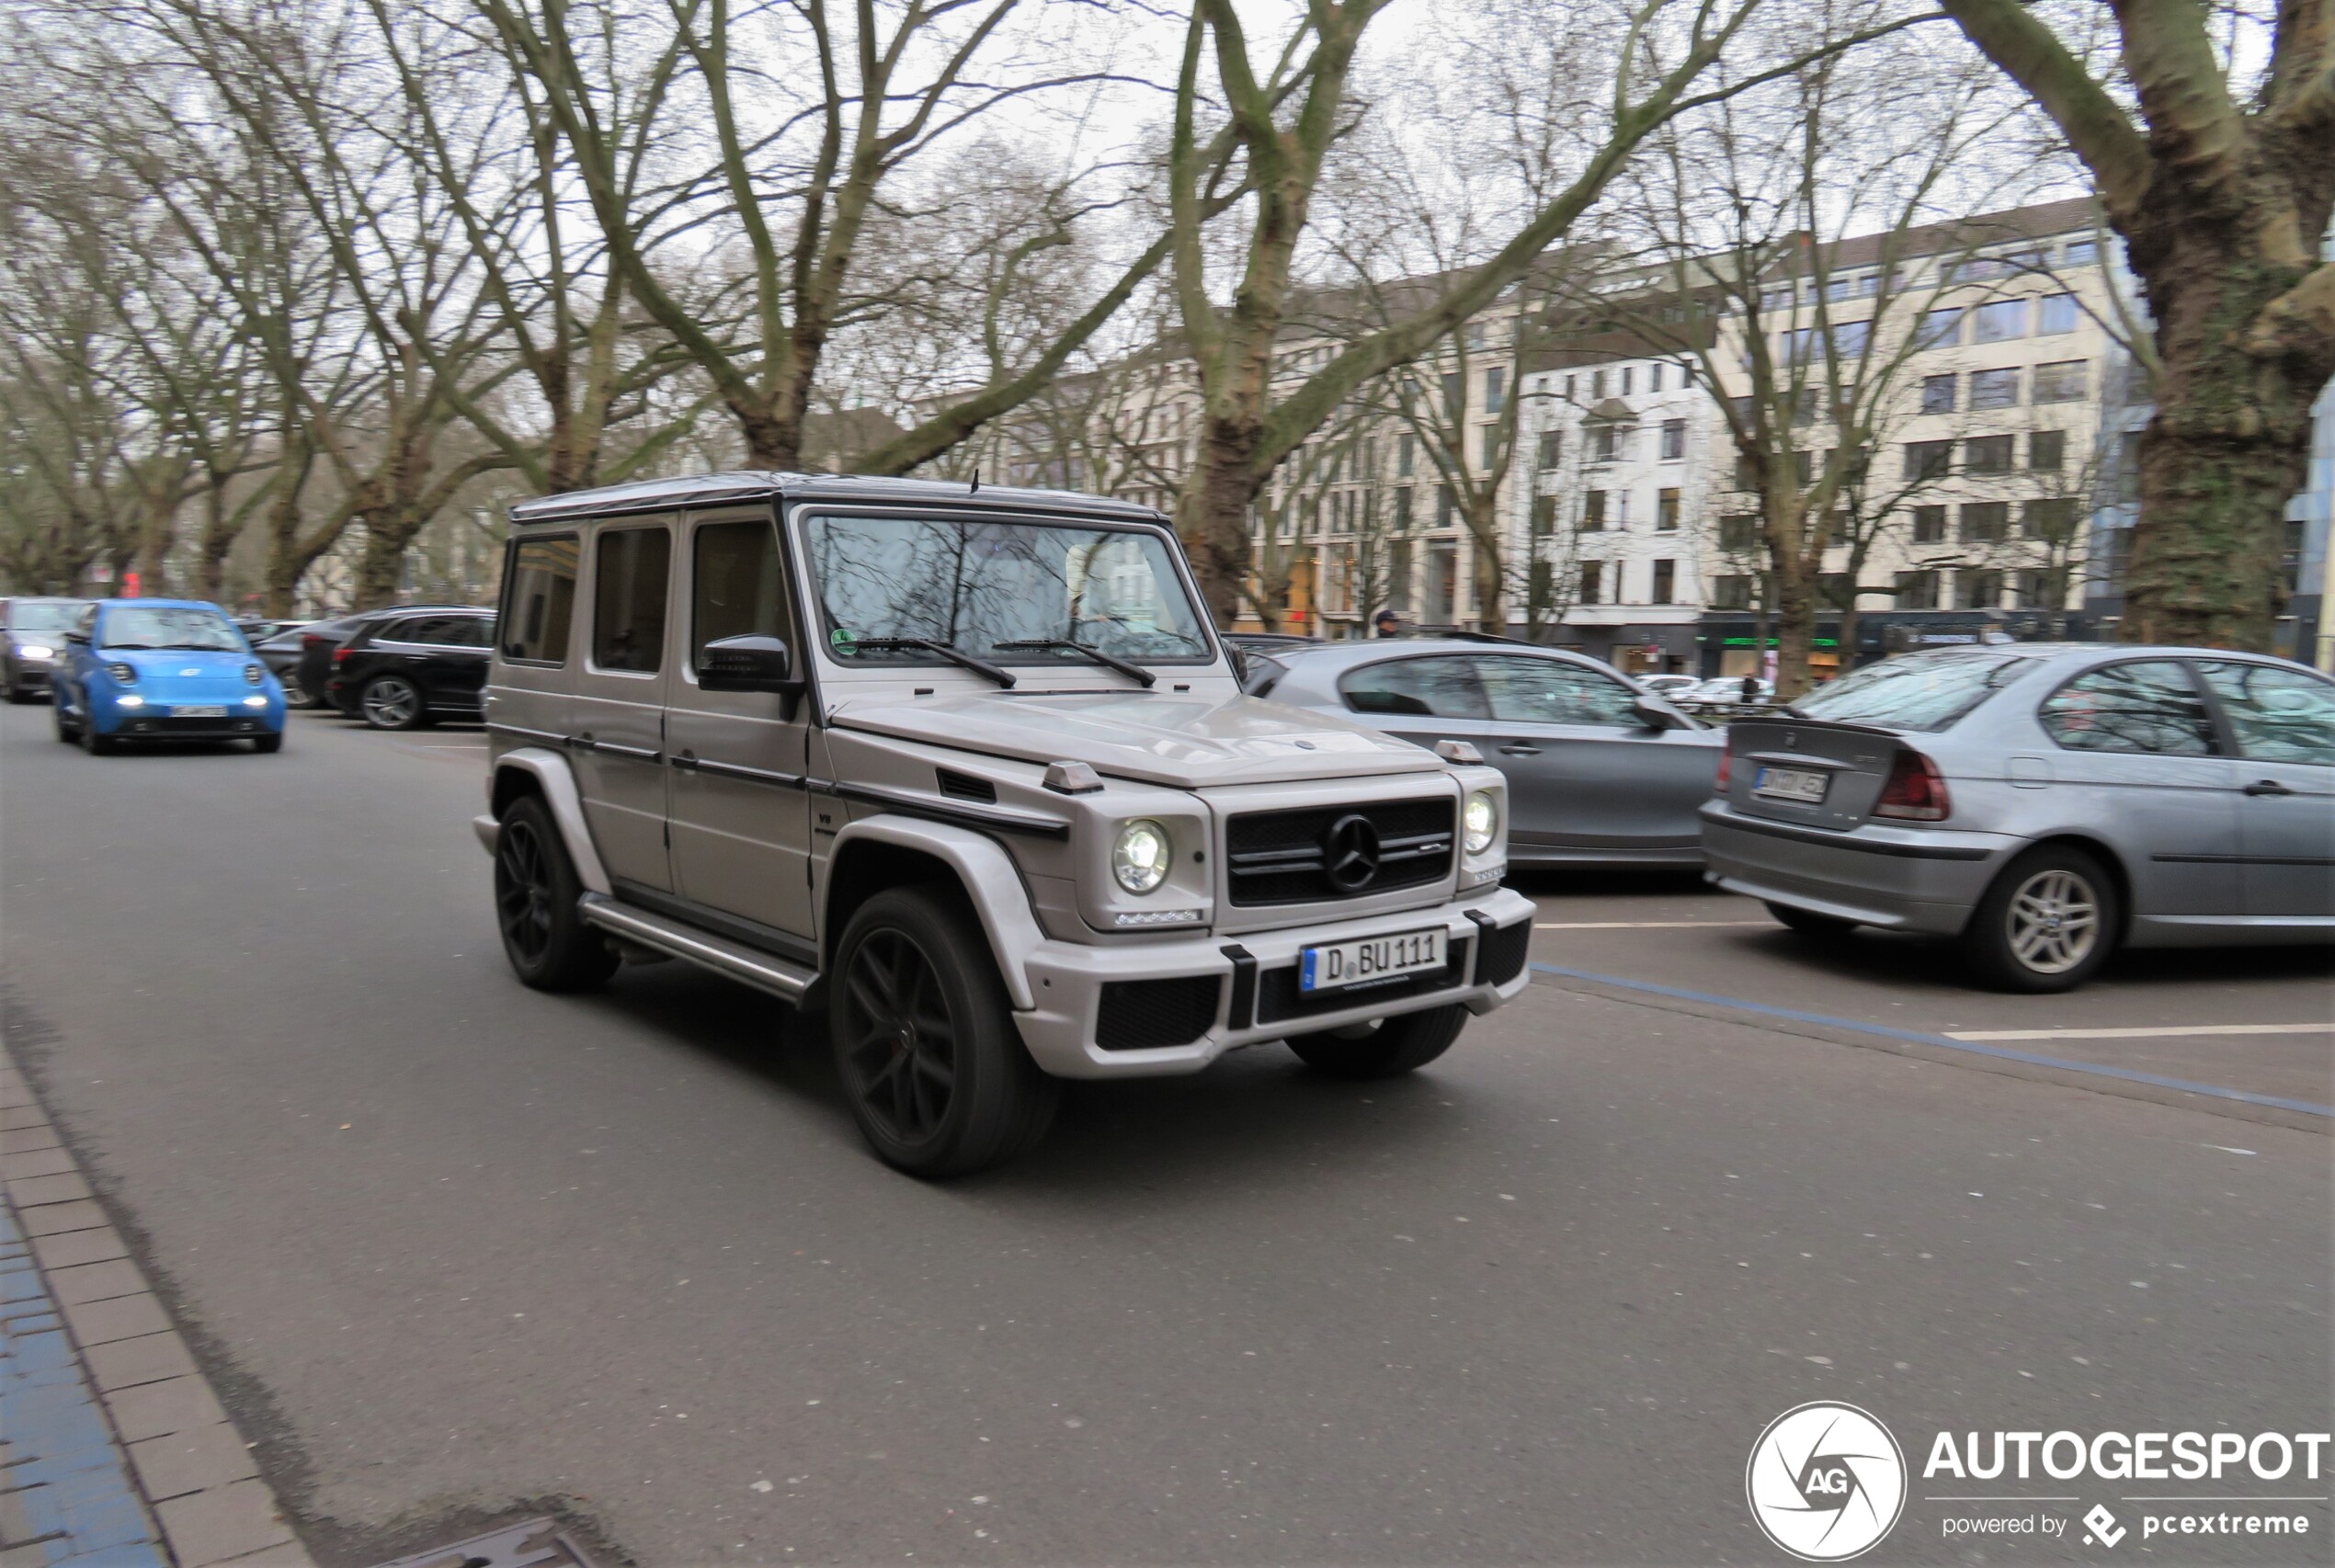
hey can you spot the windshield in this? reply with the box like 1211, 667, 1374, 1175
1792, 648, 2035, 732
97, 607, 246, 652
8, 602, 82, 633
804, 514, 1213, 668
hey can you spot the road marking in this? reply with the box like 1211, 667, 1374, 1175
1533, 921, 1771, 930
1945, 1022, 2331, 1041
1528, 962, 2335, 1119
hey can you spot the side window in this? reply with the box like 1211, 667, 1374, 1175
2195, 661, 2335, 766
439, 617, 493, 648
1478, 655, 1641, 726
390, 616, 450, 644
691, 520, 787, 670
501, 535, 577, 664
592, 527, 671, 674
1338, 655, 1489, 719
2038, 660, 2216, 756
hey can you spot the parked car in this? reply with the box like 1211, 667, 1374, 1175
1690, 675, 1775, 705
1248, 639, 1724, 867
294, 604, 473, 716
3, 597, 89, 701
474, 472, 1533, 1176
1638, 674, 1702, 699
250, 620, 318, 706
51, 599, 285, 754
327, 607, 495, 729
1701, 644, 2335, 991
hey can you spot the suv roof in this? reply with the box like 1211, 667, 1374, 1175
507, 471, 1163, 527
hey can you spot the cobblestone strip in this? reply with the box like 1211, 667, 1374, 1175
1, 1050, 313, 1568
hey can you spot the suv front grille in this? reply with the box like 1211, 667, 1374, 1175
1225, 798, 1454, 906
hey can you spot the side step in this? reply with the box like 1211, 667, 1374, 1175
578, 892, 818, 1002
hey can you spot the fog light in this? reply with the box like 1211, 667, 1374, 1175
242, 694, 268, 708
116, 694, 145, 709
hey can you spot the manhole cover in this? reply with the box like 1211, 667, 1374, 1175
369, 1518, 597, 1568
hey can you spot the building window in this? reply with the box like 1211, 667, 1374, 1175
2023, 497, 2078, 540
1793, 449, 1815, 485
1965, 434, 2015, 473
1538, 429, 1562, 468
1588, 424, 1628, 463
1894, 570, 1941, 609
1911, 505, 1947, 543
1657, 488, 1681, 531
1579, 562, 1603, 605
1485, 367, 1506, 414
1394, 487, 1412, 529
1826, 510, 1851, 548
1820, 572, 1856, 608
2033, 360, 2089, 403
2030, 429, 2066, 471
1441, 371, 1464, 415
1651, 560, 1676, 603
1532, 495, 1558, 536
1960, 501, 2010, 542
2037, 293, 2079, 335
2063, 238, 2099, 266
1581, 491, 1607, 531
1480, 426, 1500, 468
1973, 299, 2029, 343
1714, 574, 1755, 609
1397, 434, 1416, 476
1436, 484, 1456, 528
2014, 569, 2059, 608
1622, 366, 1635, 395
1564, 374, 1577, 401
1917, 308, 1964, 348
1719, 513, 1758, 552
1957, 568, 2004, 609
1648, 364, 1664, 392
1969, 369, 2022, 410
1736, 453, 1760, 490
1591, 369, 1606, 398
1905, 439, 1953, 481
1920, 374, 1958, 414
1661, 418, 1686, 460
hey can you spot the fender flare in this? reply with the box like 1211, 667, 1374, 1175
486, 747, 611, 895
825, 816, 1044, 1009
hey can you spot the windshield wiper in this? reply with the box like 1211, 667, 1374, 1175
153, 642, 234, 651
990, 639, 1156, 688
852, 637, 1017, 688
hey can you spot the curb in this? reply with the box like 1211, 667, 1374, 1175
1, 1046, 315, 1568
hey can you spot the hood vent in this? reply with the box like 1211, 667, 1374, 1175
937, 767, 998, 804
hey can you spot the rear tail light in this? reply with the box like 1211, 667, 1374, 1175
302, 632, 327, 649
1714, 736, 1731, 792
1873, 748, 1951, 821
334, 645, 357, 663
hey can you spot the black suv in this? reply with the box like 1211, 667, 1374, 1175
327, 608, 495, 729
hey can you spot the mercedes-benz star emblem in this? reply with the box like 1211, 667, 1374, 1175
1321, 813, 1382, 893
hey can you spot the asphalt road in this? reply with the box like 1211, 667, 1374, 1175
2, 704, 2329, 1566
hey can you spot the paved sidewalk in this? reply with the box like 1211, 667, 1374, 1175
2, 1049, 313, 1568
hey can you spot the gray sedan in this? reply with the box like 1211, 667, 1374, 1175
1246, 639, 1724, 867
1702, 643, 2335, 991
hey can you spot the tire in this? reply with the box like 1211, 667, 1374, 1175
4, 686, 27, 705
359, 675, 430, 730
493, 795, 619, 992
1285, 1003, 1467, 1080
279, 675, 318, 710
80, 716, 118, 756
252, 733, 284, 754
52, 697, 77, 742
830, 886, 1058, 1177
1765, 900, 1858, 938
1961, 844, 2119, 994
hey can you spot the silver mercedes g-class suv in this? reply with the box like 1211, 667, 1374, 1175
473, 472, 1534, 1175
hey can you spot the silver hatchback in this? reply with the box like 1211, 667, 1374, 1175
1701, 644, 2335, 991
1247, 639, 1724, 867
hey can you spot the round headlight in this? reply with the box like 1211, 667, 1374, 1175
17, 643, 54, 660
1464, 790, 1498, 855
106, 662, 136, 684
1111, 819, 1171, 894
245, 664, 265, 685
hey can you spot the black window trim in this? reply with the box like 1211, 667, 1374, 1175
498, 528, 581, 668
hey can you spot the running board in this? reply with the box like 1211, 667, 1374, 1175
578, 892, 818, 1002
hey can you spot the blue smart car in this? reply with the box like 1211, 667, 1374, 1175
51, 599, 287, 755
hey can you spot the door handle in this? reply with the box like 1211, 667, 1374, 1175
2242, 778, 2295, 797
671, 750, 699, 771
1498, 743, 1542, 757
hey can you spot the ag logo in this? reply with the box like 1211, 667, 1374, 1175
1746, 1401, 1907, 1561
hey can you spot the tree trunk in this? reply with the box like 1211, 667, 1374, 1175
351, 512, 417, 611
1766, 491, 1818, 698
2119, 232, 2329, 647
1179, 416, 1267, 629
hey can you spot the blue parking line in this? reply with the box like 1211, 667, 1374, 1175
1529, 962, 2335, 1119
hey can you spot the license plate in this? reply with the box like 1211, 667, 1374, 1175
1299, 927, 1448, 994
172, 705, 227, 718
1752, 765, 1829, 803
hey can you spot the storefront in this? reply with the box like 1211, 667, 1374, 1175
1693, 609, 2096, 678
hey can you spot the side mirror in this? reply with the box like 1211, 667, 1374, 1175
63, 628, 89, 645
1631, 697, 1683, 732
699, 633, 799, 695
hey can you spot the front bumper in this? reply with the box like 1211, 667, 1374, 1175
1013, 886, 1536, 1078
92, 695, 285, 739
8, 664, 51, 692
1699, 801, 2014, 935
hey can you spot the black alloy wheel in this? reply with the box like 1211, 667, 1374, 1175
830, 887, 1057, 1177
493, 795, 617, 991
